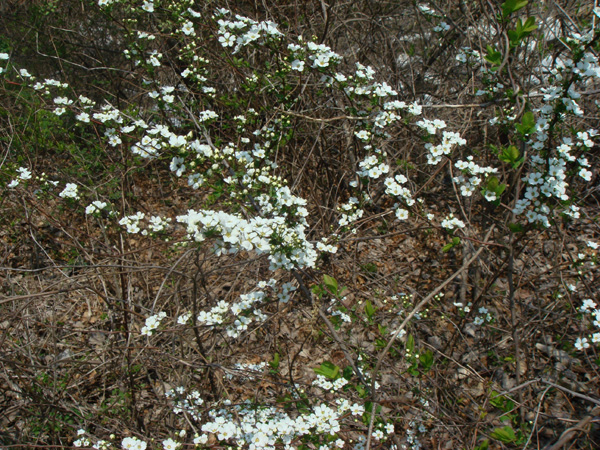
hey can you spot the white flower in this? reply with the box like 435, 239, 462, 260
122, 437, 147, 450
148, 53, 161, 66
141, 1, 154, 13
313, 54, 331, 68
169, 134, 186, 147
76, 112, 90, 123
193, 434, 208, 445
177, 312, 191, 325
16, 167, 32, 180
85, 201, 107, 215
199, 110, 218, 122
181, 21, 195, 36
219, 32, 236, 47
355, 130, 370, 141
579, 168, 593, 181
396, 208, 409, 220
581, 299, 597, 312
59, 183, 79, 199
575, 337, 590, 350
162, 438, 179, 450
484, 191, 497, 202
441, 214, 465, 230
291, 59, 305, 71
170, 157, 185, 177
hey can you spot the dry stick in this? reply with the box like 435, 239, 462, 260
507, 244, 525, 422
542, 406, 600, 450
151, 248, 194, 312
364, 226, 495, 450
291, 270, 368, 386
523, 385, 552, 450
541, 380, 600, 408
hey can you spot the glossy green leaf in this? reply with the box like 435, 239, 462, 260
314, 361, 340, 380
502, 0, 528, 18
491, 425, 516, 443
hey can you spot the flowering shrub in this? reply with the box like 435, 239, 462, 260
1, 1, 599, 449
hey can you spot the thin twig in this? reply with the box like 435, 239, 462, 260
365, 226, 495, 450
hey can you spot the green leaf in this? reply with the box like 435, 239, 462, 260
508, 223, 524, 233
323, 274, 338, 295
484, 45, 503, 66
487, 176, 500, 191
314, 361, 340, 380
489, 390, 505, 409
507, 29, 520, 47
521, 16, 538, 33
354, 383, 366, 397
406, 334, 415, 354
516, 111, 536, 135
502, 0, 528, 18
311, 284, 325, 298
365, 300, 376, 321
442, 236, 461, 253
342, 366, 353, 379
419, 350, 434, 372
491, 425, 516, 443
499, 145, 523, 168
269, 352, 280, 370
508, 18, 537, 46
474, 439, 490, 450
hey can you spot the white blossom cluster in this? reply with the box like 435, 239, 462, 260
576, 245, 600, 350
0, 51, 9, 75
338, 197, 364, 227
357, 152, 390, 179
189, 290, 267, 338
277, 281, 297, 303
384, 174, 415, 206
415, 118, 446, 135
85, 200, 108, 215
121, 437, 147, 450
191, 398, 368, 449
166, 387, 205, 421
216, 9, 282, 53
440, 214, 465, 231
316, 238, 339, 254
511, 35, 599, 227
59, 183, 80, 199
175, 207, 316, 270
7, 166, 32, 188
306, 41, 342, 69
119, 212, 145, 234
472, 306, 494, 326
312, 375, 349, 391
453, 156, 499, 198
226, 362, 268, 380
455, 46, 481, 64
424, 131, 467, 165
140, 311, 166, 336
